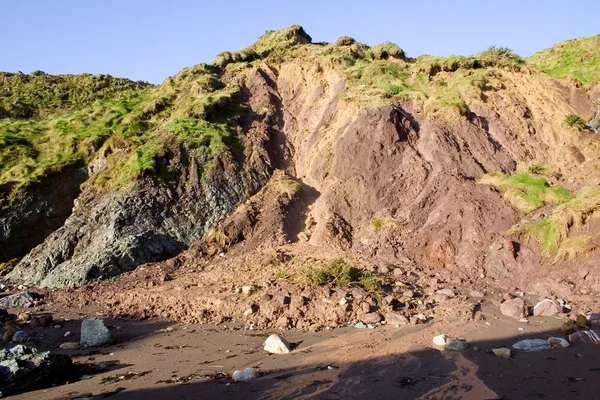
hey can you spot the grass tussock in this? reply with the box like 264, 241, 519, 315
554, 235, 591, 262
370, 217, 405, 231
276, 258, 380, 293
206, 228, 229, 247
479, 173, 571, 214
565, 114, 589, 131
508, 187, 600, 258
276, 175, 301, 199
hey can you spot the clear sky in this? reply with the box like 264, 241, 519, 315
2, 0, 599, 84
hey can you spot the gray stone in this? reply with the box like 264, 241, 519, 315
80, 318, 111, 347
0, 293, 35, 309
512, 339, 552, 352
500, 298, 528, 319
444, 340, 469, 351
11, 331, 28, 343
0, 345, 71, 397
264, 334, 291, 354
354, 322, 367, 329
232, 367, 258, 382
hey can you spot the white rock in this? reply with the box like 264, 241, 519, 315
548, 337, 570, 349
433, 334, 449, 347
264, 334, 291, 354
243, 308, 254, 316
232, 367, 258, 382
338, 297, 347, 306
512, 339, 552, 352
64, 331, 72, 338
242, 285, 254, 296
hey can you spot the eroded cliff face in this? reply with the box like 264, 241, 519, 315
5, 29, 600, 292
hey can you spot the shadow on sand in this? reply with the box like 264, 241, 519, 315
59, 324, 600, 400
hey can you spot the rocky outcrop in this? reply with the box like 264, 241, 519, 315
0, 164, 88, 262
8, 145, 271, 288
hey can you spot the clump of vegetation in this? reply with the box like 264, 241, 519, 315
508, 187, 600, 258
213, 25, 312, 68
276, 175, 301, 199
366, 42, 406, 61
334, 36, 356, 47
277, 258, 380, 293
519, 163, 555, 177
479, 173, 571, 214
554, 235, 591, 262
528, 34, 600, 88
370, 217, 404, 231
565, 114, 589, 131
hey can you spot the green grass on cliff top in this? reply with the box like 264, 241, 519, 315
528, 34, 600, 88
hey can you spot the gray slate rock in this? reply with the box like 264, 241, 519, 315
11, 331, 28, 343
7, 146, 271, 288
0, 292, 35, 309
80, 318, 111, 347
0, 345, 72, 397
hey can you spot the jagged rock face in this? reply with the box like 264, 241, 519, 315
0, 164, 88, 262
9, 145, 271, 288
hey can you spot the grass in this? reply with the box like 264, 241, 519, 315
565, 114, 589, 131
276, 258, 380, 293
0, 90, 147, 191
0, 71, 150, 119
507, 187, 600, 258
276, 175, 301, 199
528, 34, 600, 88
479, 173, 571, 214
370, 217, 404, 231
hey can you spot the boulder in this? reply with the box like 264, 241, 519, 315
264, 334, 291, 354
0, 292, 35, 309
80, 318, 111, 347
500, 298, 528, 319
568, 329, 600, 344
0, 345, 72, 397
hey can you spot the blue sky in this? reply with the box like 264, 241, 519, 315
2, 0, 599, 84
